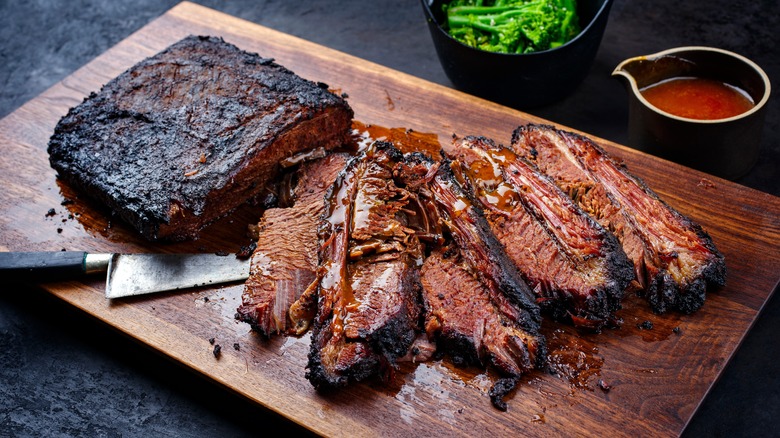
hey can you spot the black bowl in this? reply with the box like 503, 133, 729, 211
421, 0, 614, 109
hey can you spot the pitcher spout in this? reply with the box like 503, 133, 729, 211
611, 55, 645, 93
612, 51, 698, 92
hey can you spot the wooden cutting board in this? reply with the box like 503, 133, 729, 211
1, 2, 778, 436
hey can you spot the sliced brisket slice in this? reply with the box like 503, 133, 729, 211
402, 154, 545, 410
48, 35, 353, 241
448, 136, 633, 329
306, 142, 423, 389
511, 124, 726, 314
421, 248, 545, 411
236, 153, 349, 337
418, 157, 542, 331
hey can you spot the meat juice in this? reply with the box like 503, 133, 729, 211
350, 120, 442, 157
640, 77, 755, 120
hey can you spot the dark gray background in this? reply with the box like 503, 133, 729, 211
1, 1, 777, 436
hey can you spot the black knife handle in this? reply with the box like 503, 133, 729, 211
0, 251, 88, 281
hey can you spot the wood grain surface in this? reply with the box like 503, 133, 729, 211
1, 3, 778, 437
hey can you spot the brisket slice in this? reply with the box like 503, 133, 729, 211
421, 248, 544, 411
447, 136, 633, 329
235, 153, 349, 337
511, 124, 726, 314
48, 35, 353, 241
402, 154, 545, 410
419, 158, 542, 331
306, 142, 423, 389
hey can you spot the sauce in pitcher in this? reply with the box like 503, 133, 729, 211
640, 77, 755, 120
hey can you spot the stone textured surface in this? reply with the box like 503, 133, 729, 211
0, 0, 777, 436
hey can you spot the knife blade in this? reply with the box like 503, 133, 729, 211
0, 251, 251, 299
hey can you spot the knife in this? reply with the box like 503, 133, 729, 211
0, 251, 251, 299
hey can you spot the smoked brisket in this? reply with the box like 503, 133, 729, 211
511, 124, 726, 314
405, 154, 545, 410
235, 153, 349, 337
420, 248, 543, 411
306, 143, 424, 389
48, 35, 353, 241
447, 136, 633, 329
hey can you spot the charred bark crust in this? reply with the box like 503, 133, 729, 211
48, 35, 353, 241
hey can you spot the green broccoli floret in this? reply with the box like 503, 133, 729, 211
443, 0, 581, 54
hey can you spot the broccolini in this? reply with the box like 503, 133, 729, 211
443, 0, 581, 54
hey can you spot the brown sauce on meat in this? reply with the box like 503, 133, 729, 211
321, 166, 360, 337
482, 182, 520, 212
483, 148, 524, 212
350, 121, 442, 157
467, 149, 521, 212
351, 193, 379, 237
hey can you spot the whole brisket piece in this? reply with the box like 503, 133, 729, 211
511, 124, 726, 314
404, 154, 545, 411
306, 142, 424, 389
236, 153, 349, 337
447, 136, 634, 329
48, 35, 353, 241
